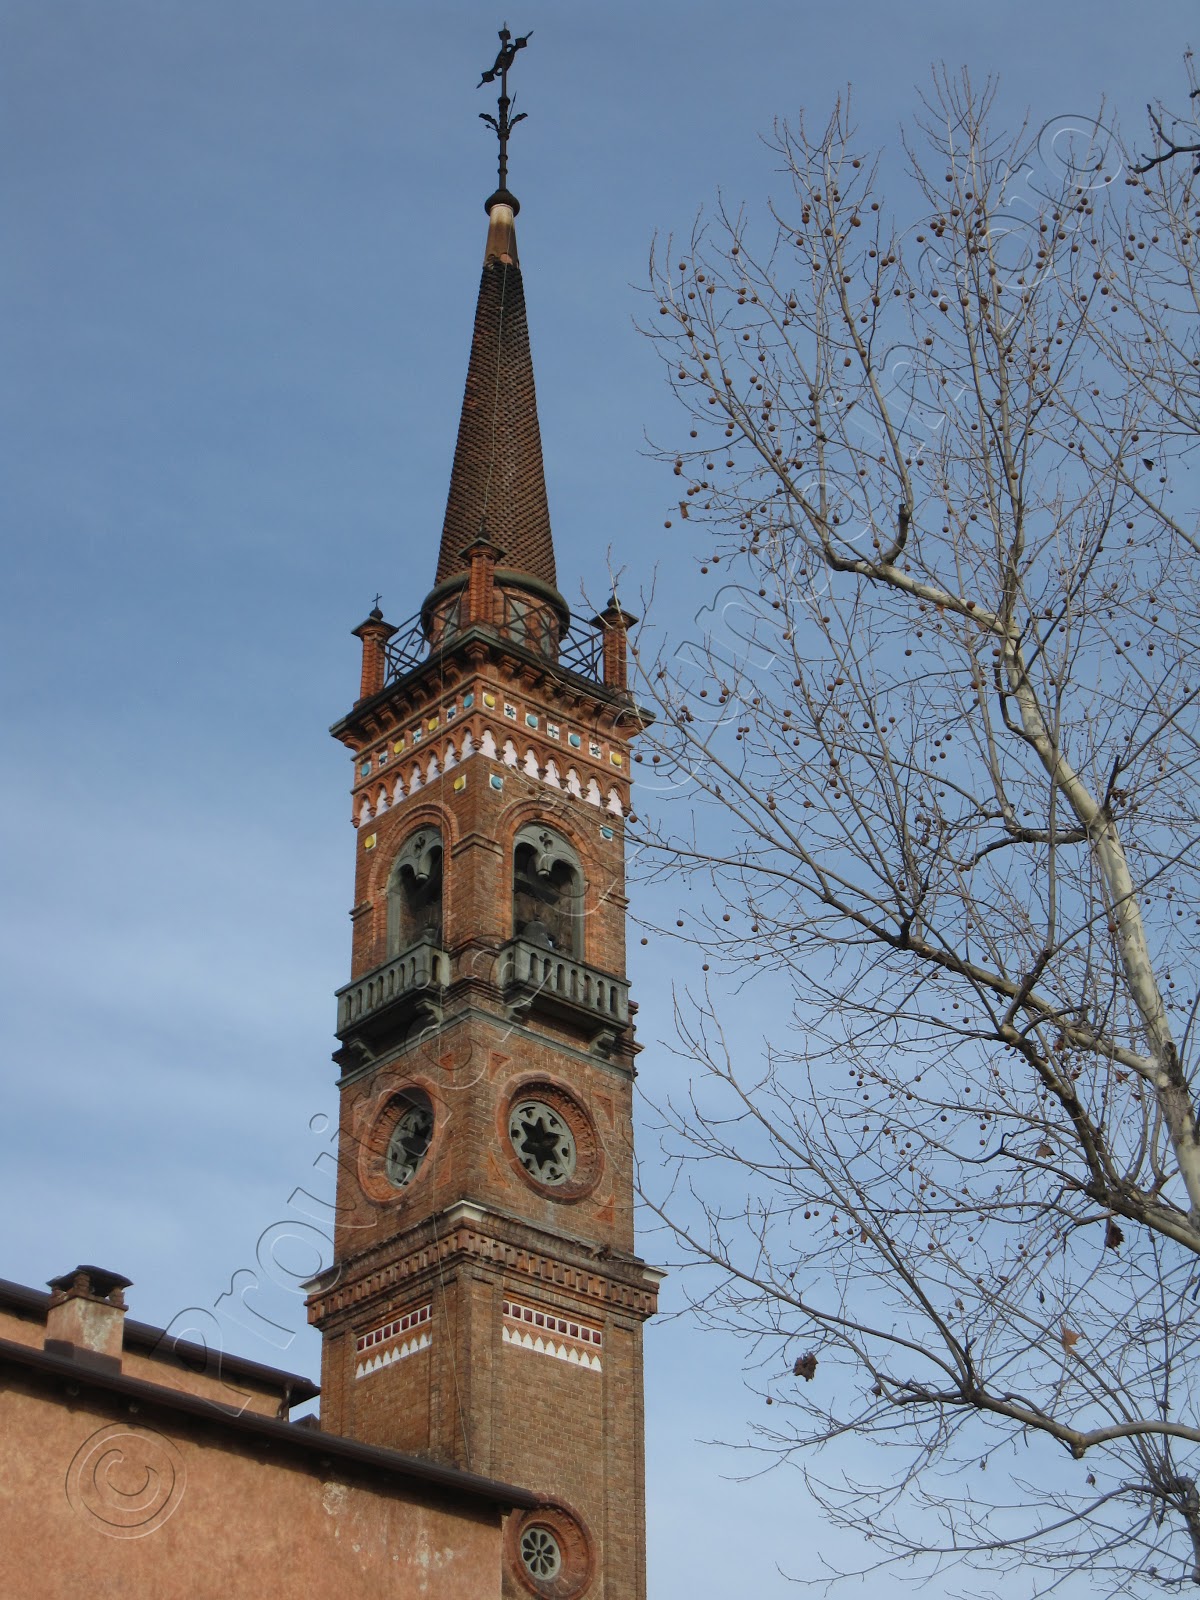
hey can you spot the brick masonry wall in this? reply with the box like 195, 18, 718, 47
315, 638, 654, 1599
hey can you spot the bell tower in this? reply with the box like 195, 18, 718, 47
307, 33, 658, 1600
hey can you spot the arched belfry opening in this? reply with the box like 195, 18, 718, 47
387, 829, 444, 955
512, 824, 583, 957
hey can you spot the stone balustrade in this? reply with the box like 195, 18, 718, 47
501, 939, 630, 1028
336, 943, 451, 1036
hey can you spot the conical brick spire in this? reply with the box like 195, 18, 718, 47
434, 201, 557, 590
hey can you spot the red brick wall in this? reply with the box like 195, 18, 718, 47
317, 644, 653, 1598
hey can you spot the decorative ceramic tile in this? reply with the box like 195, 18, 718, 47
610, 751, 623, 767
489, 774, 504, 791
452, 774, 467, 792
446, 703, 457, 720
547, 722, 560, 739
483, 692, 497, 709
568, 732, 582, 749
504, 703, 518, 721
525, 712, 538, 729
364, 834, 377, 851
360, 760, 372, 777
392, 738, 406, 754
600, 826, 614, 840
378, 749, 389, 766
427, 716, 439, 732
463, 692, 475, 710
589, 741, 602, 759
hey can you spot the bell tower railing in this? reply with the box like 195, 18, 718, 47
382, 596, 606, 686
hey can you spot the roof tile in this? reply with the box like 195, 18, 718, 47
436, 215, 556, 589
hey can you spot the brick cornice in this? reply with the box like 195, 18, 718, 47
307, 1204, 661, 1330
0, 1336, 536, 1511
331, 633, 642, 753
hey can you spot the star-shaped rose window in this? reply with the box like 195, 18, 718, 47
510, 1100, 577, 1184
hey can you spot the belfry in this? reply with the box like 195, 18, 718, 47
306, 31, 658, 1599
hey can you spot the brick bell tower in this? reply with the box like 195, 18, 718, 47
306, 33, 659, 1600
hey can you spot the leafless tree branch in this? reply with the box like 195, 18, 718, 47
635, 64, 1200, 1595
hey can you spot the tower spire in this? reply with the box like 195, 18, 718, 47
319, 39, 656, 1596
431, 27, 557, 595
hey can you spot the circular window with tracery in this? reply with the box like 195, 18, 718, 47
359, 1086, 437, 1203
385, 1098, 434, 1188
502, 1082, 600, 1202
508, 1503, 593, 1598
520, 1526, 562, 1580
509, 1099, 576, 1186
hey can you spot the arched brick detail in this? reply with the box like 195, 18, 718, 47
353, 802, 457, 975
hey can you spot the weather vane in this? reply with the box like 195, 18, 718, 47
478, 25, 531, 210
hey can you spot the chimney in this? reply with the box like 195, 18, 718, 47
45, 1265, 131, 1373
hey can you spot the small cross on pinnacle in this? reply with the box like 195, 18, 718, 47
373, 592, 383, 610
478, 24, 532, 212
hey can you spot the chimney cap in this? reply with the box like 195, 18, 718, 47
47, 1265, 132, 1303
591, 596, 639, 630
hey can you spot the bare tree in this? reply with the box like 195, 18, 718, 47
633, 70, 1200, 1594
1133, 51, 1200, 176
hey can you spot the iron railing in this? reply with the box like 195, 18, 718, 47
383, 611, 432, 680
557, 627, 605, 680
382, 597, 605, 688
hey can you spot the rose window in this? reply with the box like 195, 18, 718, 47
519, 1525, 562, 1580
508, 1099, 577, 1186
385, 1100, 434, 1188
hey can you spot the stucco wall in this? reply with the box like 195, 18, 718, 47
0, 1373, 504, 1600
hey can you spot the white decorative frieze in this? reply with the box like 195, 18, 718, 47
501, 1297, 603, 1372
353, 720, 629, 825
354, 1302, 432, 1379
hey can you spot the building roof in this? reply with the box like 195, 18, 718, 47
435, 201, 557, 591
0, 1275, 320, 1404
0, 1334, 539, 1512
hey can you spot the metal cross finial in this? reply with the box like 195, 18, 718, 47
373, 592, 383, 609
478, 25, 532, 204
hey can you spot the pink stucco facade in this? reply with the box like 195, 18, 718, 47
0, 1276, 532, 1600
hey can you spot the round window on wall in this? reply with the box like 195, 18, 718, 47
508, 1503, 593, 1598
520, 1525, 562, 1581
385, 1094, 434, 1189
358, 1086, 439, 1205
501, 1082, 600, 1202
508, 1099, 577, 1186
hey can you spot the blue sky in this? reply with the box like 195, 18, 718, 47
2, 3, 1196, 1593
